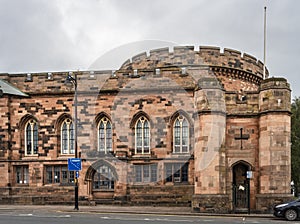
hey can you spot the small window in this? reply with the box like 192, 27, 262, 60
134, 164, 157, 183
15, 166, 29, 184
45, 165, 74, 185
165, 163, 188, 183
25, 119, 38, 156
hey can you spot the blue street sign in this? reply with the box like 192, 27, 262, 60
68, 158, 82, 171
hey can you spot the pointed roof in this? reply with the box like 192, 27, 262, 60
0, 79, 28, 97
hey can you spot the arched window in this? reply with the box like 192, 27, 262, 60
25, 119, 38, 156
98, 117, 112, 153
173, 115, 189, 153
61, 118, 75, 154
93, 165, 115, 190
135, 116, 150, 154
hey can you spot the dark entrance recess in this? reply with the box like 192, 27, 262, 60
232, 163, 250, 213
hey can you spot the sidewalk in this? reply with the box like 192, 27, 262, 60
0, 204, 274, 218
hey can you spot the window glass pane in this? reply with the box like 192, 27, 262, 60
182, 163, 188, 182
69, 122, 75, 154
182, 119, 189, 152
136, 121, 142, 146
93, 165, 114, 190
26, 124, 32, 155
106, 121, 112, 151
62, 166, 68, 183
99, 121, 105, 151
16, 167, 22, 184
174, 119, 181, 152
151, 164, 157, 182
174, 164, 181, 182
62, 122, 68, 154
54, 166, 60, 183
144, 121, 150, 154
166, 164, 173, 182
143, 165, 150, 182
46, 166, 53, 183
135, 166, 142, 182
33, 123, 38, 154
69, 171, 75, 183
24, 167, 29, 184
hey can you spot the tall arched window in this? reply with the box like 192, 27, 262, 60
135, 116, 150, 154
61, 118, 75, 154
173, 115, 189, 153
98, 117, 112, 153
25, 119, 38, 156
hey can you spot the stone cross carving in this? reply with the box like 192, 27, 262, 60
234, 128, 250, 150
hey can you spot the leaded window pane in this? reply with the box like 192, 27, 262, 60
26, 124, 32, 155
25, 120, 38, 155
62, 122, 68, 154
61, 119, 75, 155
93, 165, 114, 190
135, 117, 150, 154
165, 163, 189, 183
16, 167, 22, 184
173, 116, 189, 153
166, 164, 173, 182
46, 166, 53, 184
135, 166, 142, 182
106, 122, 112, 151
33, 123, 38, 154
69, 122, 75, 154
54, 166, 60, 183
134, 164, 157, 183
99, 121, 105, 151
98, 118, 113, 153
151, 164, 157, 182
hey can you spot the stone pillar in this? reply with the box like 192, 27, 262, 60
257, 77, 292, 212
192, 77, 228, 213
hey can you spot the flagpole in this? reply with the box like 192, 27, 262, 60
263, 6, 267, 79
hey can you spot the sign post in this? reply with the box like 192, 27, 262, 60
68, 158, 81, 210
246, 171, 252, 215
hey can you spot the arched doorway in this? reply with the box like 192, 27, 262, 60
85, 160, 118, 200
232, 162, 251, 212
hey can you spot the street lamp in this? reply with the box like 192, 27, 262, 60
66, 72, 79, 210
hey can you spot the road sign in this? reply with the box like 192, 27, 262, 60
246, 171, 253, 179
68, 158, 82, 171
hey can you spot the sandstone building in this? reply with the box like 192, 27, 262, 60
0, 46, 292, 213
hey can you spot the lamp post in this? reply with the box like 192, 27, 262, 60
66, 72, 79, 210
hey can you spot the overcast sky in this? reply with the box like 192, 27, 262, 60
0, 0, 299, 97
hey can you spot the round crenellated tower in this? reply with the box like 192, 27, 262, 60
120, 45, 268, 93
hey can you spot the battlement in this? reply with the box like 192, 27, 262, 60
122, 46, 268, 80
0, 46, 270, 95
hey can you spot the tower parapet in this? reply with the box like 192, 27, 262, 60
259, 77, 291, 113
121, 46, 268, 83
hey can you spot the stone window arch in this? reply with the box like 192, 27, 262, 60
171, 111, 192, 154
61, 118, 75, 155
98, 116, 112, 153
93, 164, 115, 190
134, 116, 150, 154
25, 119, 38, 156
